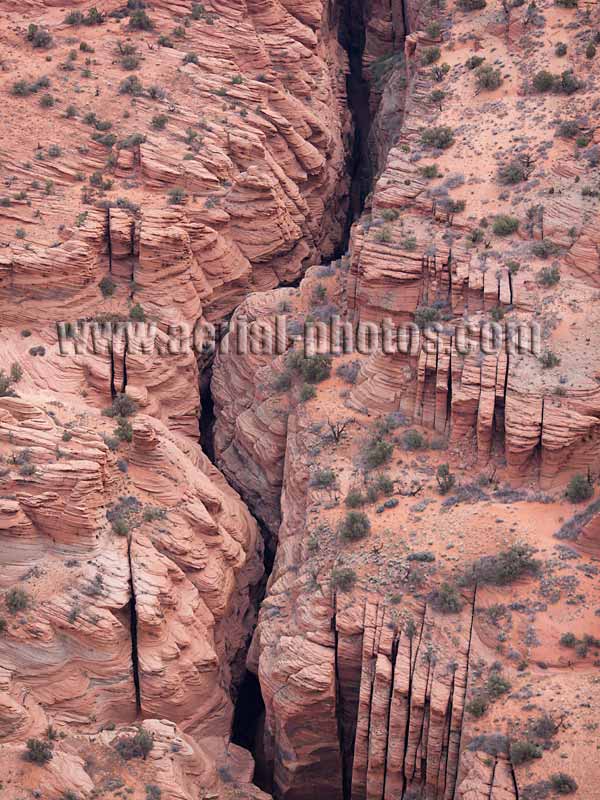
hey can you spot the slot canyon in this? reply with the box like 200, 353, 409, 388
0, 1, 599, 799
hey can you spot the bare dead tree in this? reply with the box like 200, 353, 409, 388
328, 419, 349, 444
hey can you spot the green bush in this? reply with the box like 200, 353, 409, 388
477, 64, 502, 90
345, 488, 366, 508
339, 511, 371, 542
103, 393, 138, 418
403, 429, 425, 451
537, 266, 560, 289
493, 215, 519, 236
539, 351, 560, 369
421, 164, 439, 179
421, 46, 441, 65
119, 75, 144, 96
466, 55, 485, 69
129, 303, 146, 321
331, 567, 357, 592
550, 773, 578, 794
364, 436, 393, 469
421, 125, 454, 149
510, 739, 542, 765
115, 727, 154, 760
466, 694, 488, 717
167, 187, 187, 205
436, 463, 455, 494
311, 469, 336, 488
555, 42, 567, 56
429, 582, 463, 613
151, 114, 168, 130
559, 632, 577, 647
24, 738, 53, 764
498, 159, 527, 184
27, 25, 53, 49
300, 383, 316, 401
586, 42, 596, 59
100, 276, 116, 297
486, 670, 511, 698
128, 9, 153, 30
458, 0, 487, 9
566, 473, 593, 503
6, 588, 30, 614
533, 70, 555, 92
115, 418, 133, 442
462, 543, 540, 586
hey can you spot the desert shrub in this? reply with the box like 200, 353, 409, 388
477, 64, 502, 89
115, 728, 154, 760
146, 786, 161, 800
128, 9, 153, 30
559, 70, 581, 94
27, 25, 53, 48
40, 93, 55, 108
486, 670, 511, 698
345, 488, 366, 508
375, 226, 392, 243
458, 0, 487, 9
533, 70, 555, 92
429, 582, 463, 613
288, 353, 331, 384
537, 265, 560, 286
119, 75, 144, 95
586, 42, 596, 59
151, 114, 168, 130
121, 54, 140, 70
466, 694, 489, 717
300, 383, 316, 401
532, 240, 559, 259
272, 370, 292, 392
421, 46, 441, 65
566, 474, 593, 503
115, 418, 133, 442
510, 739, 542, 765
466, 55, 485, 69
421, 125, 454, 149
560, 632, 577, 647
421, 164, 439, 179
556, 0, 577, 5
166, 187, 186, 206
183, 52, 199, 64
339, 511, 371, 542
403, 429, 425, 450
331, 567, 357, 592
336, 360, 361, 384
555, 42, 567, 56
467, 733, 509, 755
129, 303, 146, 321
462, 543, 540, 586
498, 159, 528, 184
312, 469, 336, 488
493, 215, 519, 236
143, 506, 166, 522
24, 738, 53, 764
550, 773, 578, 794
436, 463, 455, 495
6, 588, 30, 613
363, 436, 393, 469
529, 713, 558, 740
539, 351, 560, 369
407, 551, 435, 562
158, 35, 173, 47
557, 119, 579, 138
374, 474, 394, 496
103, 393, 138, 418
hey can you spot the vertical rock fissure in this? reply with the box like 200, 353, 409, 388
338, 0, 374, 240
332, 596, 351, 800
381, 633, 400, 799
127, 538, 142, 714
106, 208, 113, 274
